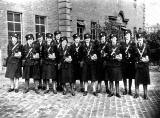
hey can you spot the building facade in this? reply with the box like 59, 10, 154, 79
0, 0, 145, 69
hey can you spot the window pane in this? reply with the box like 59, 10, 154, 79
14, 14, 20, 22
7, 12, 13, 21
8, 22, 14, 31
41, 25, 45, 32
35, 16, 39, 24
36, 25, 40, 32
40, 17, 45, 24
15, 23, 21, 31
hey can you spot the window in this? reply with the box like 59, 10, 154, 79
35, 15, 46, 35
91, 21, 97, 40
7, 11, 22, 41
77, 20, 85, 40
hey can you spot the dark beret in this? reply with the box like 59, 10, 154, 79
46, 33, 53, 38
25, 34, 34, 40
84, 33, 91, 39
72, 34, 80, 39
60, 36, 68, 42
54, 31, 61, 36
99, 32, 106, 38
11, 33, 19, 39
36, 33, 43, 38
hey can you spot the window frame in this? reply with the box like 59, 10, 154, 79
7, 11, 22, 42
35, 15, 46, 35
77, 20, 85, 40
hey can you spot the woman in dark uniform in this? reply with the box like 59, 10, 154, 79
121, 30, 136, 95
54, 31, 63, 92
134, 33, 150, 99
97, 32, 110, 94
70, 34, 84, 92
35, 33, 46, 90
42, 33, 57, 94
81, 33, 98, 96
57, 36, 75, 95
22, 34, 40, 94
5, 33, 22, 93
108, 34, 122, 98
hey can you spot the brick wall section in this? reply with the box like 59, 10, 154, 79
0, 0, 58, 58
70, 0, 144, 36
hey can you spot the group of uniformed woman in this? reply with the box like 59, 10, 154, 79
5, 30, 150, 99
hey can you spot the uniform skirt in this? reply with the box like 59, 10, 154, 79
22, 60, 40, 80
82, 62, 97, 82
73, 62, 82, 81
59, 63, 74, 84
42, 61, 56, 80
135, 62, 150, 85
96, 60, 105, 82
5, 57, 22, 78
121, 62, 136, 79
109, 65, 122, 82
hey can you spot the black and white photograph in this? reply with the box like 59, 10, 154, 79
0, 0, 160, 118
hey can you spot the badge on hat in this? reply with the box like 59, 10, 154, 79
46, 33, 53, 39
72, 34, 80, 39
25, 34, 34, 40
60, 36, 68, 42
124, 29, 131, 36
54, 31, 61, 36
110, 33, 117, 39
84, 33, 91, 39
99, 32, 106, 38
11, 33, 19, 38
136, 33, 144, 39
36, 33, 43, 38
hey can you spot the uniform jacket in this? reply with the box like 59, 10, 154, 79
7, 41, 23, 64
42, 41, 57, 64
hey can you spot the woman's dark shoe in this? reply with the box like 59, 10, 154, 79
134, 94, 139, 98
53, 90, 57, 94
63, 91, 67, 95
123, 89, 127, 95
144, 95, 148, 100
83, 91, 88, 96
128, 90, 132, 95
116, 93, 121, 98
15, 89, 19, 93
93, 92, 98, 96
8, 88, 14, 92
80, 88, 84, 92
35, 89, 40, 94
23, 89, 29, 93
108, 93, 114, 97
106, 89, 111, 94
97, 89, 101, 93
44, 90, 49, 94
71, 91, 75, 96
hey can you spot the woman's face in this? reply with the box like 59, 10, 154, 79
27, 38, 34, 45
62, 40, 67, 47
111, 37, 117, 45
85, 38, 91, 43
125, 33, 131, 44
56, 34, 61, 40
38, 37, 43, 42
12, 37, 18, 44
100, 36, 106, 44
138, 37, 143, 44
75, 37, 80, 43
46, 38, 52, 44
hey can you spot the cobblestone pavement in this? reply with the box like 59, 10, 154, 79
0, 68, 160, 118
